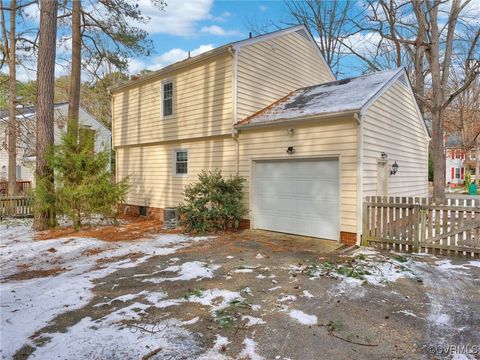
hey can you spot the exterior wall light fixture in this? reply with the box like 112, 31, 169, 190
390, 161, 399, 175
286, 146, 295, 155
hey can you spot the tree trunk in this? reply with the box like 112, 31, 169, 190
67, 0, 81, 142
34, 0, 58, 230
476, 148, 480, 186
431, 110, 446, 202
7, 0, 16, 196
426, 2, 446, 203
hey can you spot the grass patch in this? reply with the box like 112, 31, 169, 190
327, 319, 344, 332
181, 287, 205, 300
392, 255, 408, 263
213, 298, 250, 328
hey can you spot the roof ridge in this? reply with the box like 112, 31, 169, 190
110, 25, 306, 93
298, 67, 402, 92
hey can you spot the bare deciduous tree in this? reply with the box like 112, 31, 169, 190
284, 0, 352, 76
347, 0, 480, 202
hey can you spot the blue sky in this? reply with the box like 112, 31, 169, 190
8, 0, 480, 82
11, 0, 300, 81
128, 0, 291, 74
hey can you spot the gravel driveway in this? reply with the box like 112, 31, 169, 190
1, 220, 479, 360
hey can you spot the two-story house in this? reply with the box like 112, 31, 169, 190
111, 25, 429, 245
445, 133, 480, 187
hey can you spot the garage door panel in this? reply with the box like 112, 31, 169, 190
255, 196, 295, 213
254, 159, 340, 240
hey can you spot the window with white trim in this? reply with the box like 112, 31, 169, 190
455, 168, 461, 179
162, 81, 173, 117
174, 150, 188, 175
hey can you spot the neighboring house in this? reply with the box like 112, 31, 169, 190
445, 133, 480, 187
111, 25, 429, 245
0, 102, 111, 187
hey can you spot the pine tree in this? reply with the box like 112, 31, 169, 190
47, 131, 129, 230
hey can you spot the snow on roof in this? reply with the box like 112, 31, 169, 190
238, 68, 403, 127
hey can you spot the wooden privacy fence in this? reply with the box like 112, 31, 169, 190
362, 196, 480, 256
0, 181, 32, 195
0, 196, 34, 218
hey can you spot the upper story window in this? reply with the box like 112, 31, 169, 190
162, 81, 173, 117
455, 150, 462, 159
174, 149, 188, 175
471, 150, 477, 160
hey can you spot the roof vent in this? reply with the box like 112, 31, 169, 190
295, 29, 311, 42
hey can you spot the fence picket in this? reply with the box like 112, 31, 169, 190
363, 196, 480, 257
0, 195, 34, 218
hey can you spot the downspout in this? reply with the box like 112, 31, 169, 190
110, 90, 117, 184
229, 46, 240, 175
355, 112, 363, 246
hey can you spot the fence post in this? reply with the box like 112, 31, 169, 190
418, 205, 426, 253
361, 199, 368, 246
413, 204, 421, 253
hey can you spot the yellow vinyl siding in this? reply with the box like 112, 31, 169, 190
362, 81, 429, 197
238, 118, 358, 234
113, 53, 233, 148
236, 31, 335, 121
116, 136, 237, 208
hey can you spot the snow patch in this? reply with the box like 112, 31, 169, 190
239, 338, 264, 360
144, 261, 220, 283
435, 260, 470, 270
288, 309, 317, 326
184, 288, 244, 313
396, 310, 421, 318
28, 316, 198, 360
198, 335, 230, 360
235, 268, 254, 273
277, 294, 297, 303
0, 222, 211, 359
301, 290, 314, 298
242, 315, 266, 327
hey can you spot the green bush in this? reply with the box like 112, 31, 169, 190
179, 169, 247, 234
36, 130, 129, 230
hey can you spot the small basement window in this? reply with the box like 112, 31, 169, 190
174, 150, 188, 175
162, 81, 173, 117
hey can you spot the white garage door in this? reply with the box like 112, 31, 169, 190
253, 158, 340, 240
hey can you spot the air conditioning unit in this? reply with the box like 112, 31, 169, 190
164, 207, 179, 228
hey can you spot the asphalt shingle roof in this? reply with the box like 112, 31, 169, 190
237, 68, 402, 127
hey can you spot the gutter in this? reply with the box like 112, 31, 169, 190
229, 46, 240, 175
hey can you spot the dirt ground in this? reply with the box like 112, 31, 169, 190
1, 220, 480, 360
